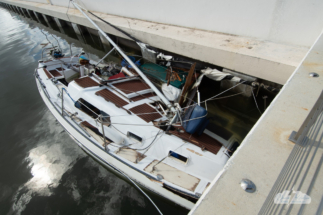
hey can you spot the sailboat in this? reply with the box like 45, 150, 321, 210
34, 1, 236, 209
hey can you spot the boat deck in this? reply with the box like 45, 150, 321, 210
169, 127, 223, 155
36, 57, 229, 209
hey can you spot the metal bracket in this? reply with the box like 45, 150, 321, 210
288, 131, 297, 143
289, 90, 323, 144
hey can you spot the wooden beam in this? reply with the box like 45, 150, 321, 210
178, 63, 196, 106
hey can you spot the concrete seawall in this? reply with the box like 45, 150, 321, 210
0, 0, 309, 84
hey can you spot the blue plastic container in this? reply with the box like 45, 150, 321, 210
121, 56, 141, 68
183, 105, 208, 134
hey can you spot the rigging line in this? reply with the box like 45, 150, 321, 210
137, 132, 164, 160
172, 113, 208, 126
203, 81, 246, 102
40, 29, 54, 49
104, 91, 244, 119
122, 46, 195, 74
111, 124, 127, 136
117, 170, 163, 215
177, 81, 247, 110
115, 130, 164, 155
134, 130, 164, 151
107, 110, 169, 118
97, 125, 160, 149
63, 84, 242, 122
151, 141, 188, 171
109, 85, 157, 103
252, 87, 262, 115
122, 52, 170, 72
90, 125, 163, 214
114, 41, 178, 74
66, 0, 71, 22
50, 34, 62, 52
96, 129, 163, 213
208, 91, 245, 101
61, 85, 168, 119
86, 10, 144, 45
110, 122, 160, 126
110, 124, 161, 142
75, 100, 100, 116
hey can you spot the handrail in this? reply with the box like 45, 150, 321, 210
99, 114, 109, 151
60, 87, 109, 150
61, 88, 64, 115
61, 88, 75, 103
289, 90, 323, 143
35, 69, 51, 98
41, 46, 58, 60
70, 43, 75, 56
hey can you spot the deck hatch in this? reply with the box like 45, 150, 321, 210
113, 80, 150, 94
169, 151, 188, 163
43, 68, 53, 79
144, 160, 200, 192
75, 98, 100, 119
48, 69, 62, 77
127, 132, 143, 143
129, 103, 162, 122
131, 92, 157, 101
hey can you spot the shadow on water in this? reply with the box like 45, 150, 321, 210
0, 7, 188, 215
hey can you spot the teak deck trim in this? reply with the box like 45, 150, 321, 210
95, 89, 129, 107
74, 77, 99, 88
129, 103, 162, 122
169, 127, 222, 155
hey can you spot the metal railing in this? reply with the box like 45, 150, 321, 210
259, 90, 323, 215
60, 87, 110, 151
36, 70, 93, 138
41, 46, 57, 61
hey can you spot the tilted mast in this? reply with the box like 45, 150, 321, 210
71, 0, 174, 111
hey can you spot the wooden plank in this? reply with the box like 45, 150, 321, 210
144, 160, 200, 192
116, 148, 146, 163
179, 63, 196, 106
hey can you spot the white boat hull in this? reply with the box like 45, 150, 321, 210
35, 76, 195, 210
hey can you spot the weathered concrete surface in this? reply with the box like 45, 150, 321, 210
189, 31, 323, 214
0, 0, 309, 84
7, 0, 323, 48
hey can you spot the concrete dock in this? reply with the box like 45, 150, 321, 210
189, 31, 323, 214
0, 0, 311, 85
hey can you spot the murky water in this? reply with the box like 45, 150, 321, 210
0, 7, 188, 215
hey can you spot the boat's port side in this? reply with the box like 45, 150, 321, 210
35, 67, 197, 209
34, 56, 232, 209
